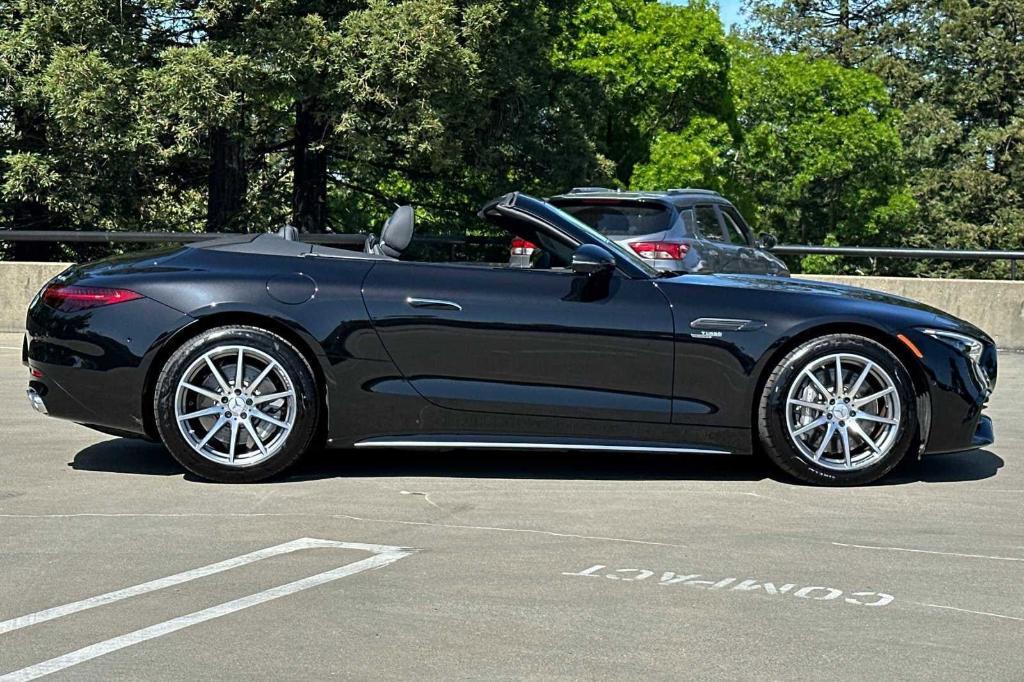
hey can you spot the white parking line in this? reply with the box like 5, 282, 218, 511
0, 537, 392, 635
832, 541, 1024, 563
920, 603, 1024, 623
0, 538, 413, 681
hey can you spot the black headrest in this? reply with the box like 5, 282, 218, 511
377, 205, 414, 258
277, 224, 299, 242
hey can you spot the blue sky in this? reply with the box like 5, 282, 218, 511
666, 0, 747, 30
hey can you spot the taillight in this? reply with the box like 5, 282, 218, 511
42, 284, 143, 312
511, 237, 536, 256
629, 242, 688, 260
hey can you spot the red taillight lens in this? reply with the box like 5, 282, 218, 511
42, 284, 143, 312
629, 241, 688, 260
511, 237, 537, 256
29, 368, 43, 378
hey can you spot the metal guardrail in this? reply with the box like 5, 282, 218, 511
1, 230, 1022, 277
0, 230, 366, 245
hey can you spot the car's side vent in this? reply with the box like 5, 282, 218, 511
690, 318, 766, 332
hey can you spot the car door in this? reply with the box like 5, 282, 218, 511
716, 205, 761, 274
691, 204, 730, 271
719, 205, 787, 276
361, 260, 675, 424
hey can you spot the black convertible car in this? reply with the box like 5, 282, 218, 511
23, 192, 996, 485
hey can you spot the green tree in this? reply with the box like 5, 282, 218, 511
325, 0, 596, 234
730, 43, 915, 264
630, 116, 735, 194
745, 0, 1024, 276
556, 0, 734, 184
0, 0, 157, 258
629, 38, 914, 271
1, 0, 597, 247
894, 0, 1024, 276
744, 0, 916, 67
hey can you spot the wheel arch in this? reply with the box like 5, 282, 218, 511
141, 310, 330, 441
750, 321, 931, 455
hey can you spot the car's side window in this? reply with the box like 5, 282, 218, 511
692, 205, 724, 241
678, 208, 696, 235
720, 207, 751, 246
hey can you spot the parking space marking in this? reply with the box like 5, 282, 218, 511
0, 538, 401, 635
0, 538, 414, 681
833, 541, 1024, 563
919, 603, 1024, 623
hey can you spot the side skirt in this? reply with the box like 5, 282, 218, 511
353, 435, 730, 455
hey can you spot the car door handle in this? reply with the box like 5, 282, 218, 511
406, 297, 462, 311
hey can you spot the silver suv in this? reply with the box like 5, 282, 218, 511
545, 188, 789, 276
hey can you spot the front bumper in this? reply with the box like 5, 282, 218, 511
911, 328, 997, 455
971, 414, 995, 450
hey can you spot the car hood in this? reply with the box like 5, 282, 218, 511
657, 272, 990, 340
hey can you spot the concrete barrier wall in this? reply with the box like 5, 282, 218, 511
0, 262, 71, 334
1, 263, 1022, 348
794, 275, 1024, 349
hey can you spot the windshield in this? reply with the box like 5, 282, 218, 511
557, 202, 674, 237
521, 198, 661, 278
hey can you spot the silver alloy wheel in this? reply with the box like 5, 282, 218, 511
174, 345, 297, 467
785, 352, 901, 471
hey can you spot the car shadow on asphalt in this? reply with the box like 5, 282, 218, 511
69, 438, 1005, 486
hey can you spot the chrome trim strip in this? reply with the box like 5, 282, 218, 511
300, 251, 375, 261
26, 388, 47, 415
354, 440, 728, 454
690, 317, 764, 331
406, 297, 462, 311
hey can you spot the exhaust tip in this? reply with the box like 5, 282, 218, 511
26, 388, 48, 415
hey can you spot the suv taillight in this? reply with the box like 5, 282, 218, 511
629, 242, 688, 260
42, 284, 143, 312
511, 237, 536, 256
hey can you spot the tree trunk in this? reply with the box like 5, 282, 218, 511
204, 7, 247, 233
11, 103, 55, 261
291, 99, 331, 233
837, 0, 851, 66
206, 127, 248, 232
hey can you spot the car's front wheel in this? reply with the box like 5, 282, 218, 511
758, 334, 917, 486
154, 325, 319, 483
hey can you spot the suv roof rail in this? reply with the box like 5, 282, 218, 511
567, 186, 617, 194
665, 188, 722, 196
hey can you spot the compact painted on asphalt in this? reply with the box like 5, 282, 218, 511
563, 563, 895, 607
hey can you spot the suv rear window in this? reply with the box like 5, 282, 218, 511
556, 202, 674, 237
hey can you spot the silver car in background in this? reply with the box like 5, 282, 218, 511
544, 188, 789, 276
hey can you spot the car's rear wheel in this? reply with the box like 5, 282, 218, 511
154, 325, 319, 483
758, 334, 917, 486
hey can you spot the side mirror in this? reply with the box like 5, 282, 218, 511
758, 232, 778, 250
571, 244, 616, 275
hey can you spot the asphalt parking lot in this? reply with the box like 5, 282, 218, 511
1, 331, 1022, 680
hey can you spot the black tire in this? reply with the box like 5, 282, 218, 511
758, 333, 917, 486
154, 325, 319, 483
